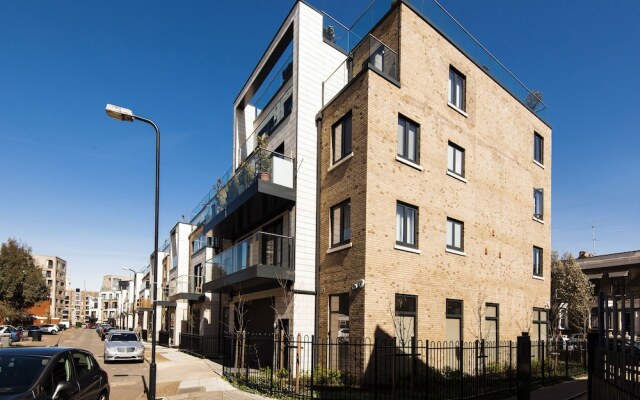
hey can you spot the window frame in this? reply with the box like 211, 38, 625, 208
485, 303, 499, 344
449, 66, 466, 112
397, 115, 420, 164
396, 202, 418, 248
533, 188, 544, 220
534, 132, 544, 165
446, 218, 464, 252
533, 246, 543, 277
332, 112, 353, 165
330, 200, 351, 247
446, 298, 463, 343
447, 141, 465, 178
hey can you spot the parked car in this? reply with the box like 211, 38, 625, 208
40, 324, 59, 335
100, 327, 114, 341
0, 346, 110, 399
337, 328, 350, 343
0, 326, 23, 344
55, 323, 67, 332
23, 325, 43, 338
97, 324, 110, 336
103, 330, 145, 363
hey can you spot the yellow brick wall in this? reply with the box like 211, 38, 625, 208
318, 3, 551, 343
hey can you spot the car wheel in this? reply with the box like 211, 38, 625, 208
97, 390, 108, 400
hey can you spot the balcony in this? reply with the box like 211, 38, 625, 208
203, 231, 294, 293
169, 272, 211, 301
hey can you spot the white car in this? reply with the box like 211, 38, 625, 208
104, 330, 145, 363
39, 324, 59, 334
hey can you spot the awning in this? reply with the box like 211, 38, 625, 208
608, 270, 629, 278
586, 273, 603, 279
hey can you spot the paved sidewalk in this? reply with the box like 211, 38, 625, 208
507, 377, 587, 400
144, 345, 270, 400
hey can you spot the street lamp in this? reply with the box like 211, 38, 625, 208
122, 267, 138, 330
106, 104, 160, 400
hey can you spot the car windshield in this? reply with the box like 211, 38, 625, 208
109, 333, 139, 342
0, 355, 50, 394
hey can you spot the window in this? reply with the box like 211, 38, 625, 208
331, 200, 351, 247
449, 67, 466, 111
329, 293, 349, 342
485, 304, 499, 345
611, 277, 625, 296
397, 116, 419, 163
447, 142, 465, 178
332, 112, 352, 164
396, 202, 418, 248
533, 246, 543, 276
395, 294, 417, 349
532, 308, 548, 358
534, 132, 544, 164
533, 189, 544, 220
446, 299, 463, 343
446, 218, 464, 252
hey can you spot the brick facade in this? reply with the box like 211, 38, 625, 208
318, 3, 551, 343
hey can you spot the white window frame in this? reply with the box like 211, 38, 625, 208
533, 188, 544, 221
533, 246, 543, 277
449, 67, 466, 112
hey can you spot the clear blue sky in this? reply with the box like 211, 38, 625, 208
1, 1, 638, 291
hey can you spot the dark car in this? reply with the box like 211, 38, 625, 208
99, 327, 114, 341
23, 325, 43, 338
0, 347, 109, 399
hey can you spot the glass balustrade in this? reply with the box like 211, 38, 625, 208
206, 232, 293, 281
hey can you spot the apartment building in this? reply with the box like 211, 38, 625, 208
316, 0, 551, 344
160, 0, 551, 351
64, 288, 99, 326
577, 250, 640, 336
33, 255, 67, 319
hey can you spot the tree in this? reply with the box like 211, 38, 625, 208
0, 239, 49, 321
550, 251, 594, 340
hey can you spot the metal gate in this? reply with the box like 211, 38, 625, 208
588, 292, 640, 399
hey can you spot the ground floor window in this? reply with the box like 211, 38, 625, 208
394, 294, 417, 350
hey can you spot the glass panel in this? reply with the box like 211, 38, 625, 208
486, 305, 496, 318
446, 219, 452, 247
455, 148, 462, 174
397, 120, 405, 156
332, 207, 341, 245
448, 145, 454, 171
343, 115, 352, 155
448, 70, 454, 103
407, 123, 416, 161
343, 203, 351, 241
454, 222, 462, 248
445, 319, 461, 342
406, 207, 415, 245
396, 204, 404, 242
333, 124, 342, 163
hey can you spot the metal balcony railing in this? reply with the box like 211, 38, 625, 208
206, 232, 293, 281
190, 149, 294, 227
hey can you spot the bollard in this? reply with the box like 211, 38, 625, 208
517, 332, 531, 400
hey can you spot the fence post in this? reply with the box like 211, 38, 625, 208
587, 331, 598, 400
540, 340, 545, 385
460, 341, 464, 399
517, 332, 531, 400
374, 339, 378, 400
481, 339, 486, 397
295, 333, 301, 394
425, 340, 429, 400
243, 331, 248, 381
310, 335, 314, 399
509, 340, 513, 393
565, 341, 569, 378
474, 340, 479, 397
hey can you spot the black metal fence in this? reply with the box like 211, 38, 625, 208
221, 334, 587, 400
178, 333, 222, 359
158, 330, 171, 346
588, 292, 640, 400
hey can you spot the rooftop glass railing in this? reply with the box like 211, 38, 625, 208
321, 0, 547, 114
323, 33, 398, 105
205, 232, 293, 281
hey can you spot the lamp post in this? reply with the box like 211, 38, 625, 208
106, 104, 160, 400
122, 267, 138, 330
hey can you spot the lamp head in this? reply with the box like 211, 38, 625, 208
105, 104, 134, 122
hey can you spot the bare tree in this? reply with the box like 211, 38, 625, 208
467, 288, 489, 341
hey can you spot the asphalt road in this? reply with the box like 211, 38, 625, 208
58, 328, 149, 400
